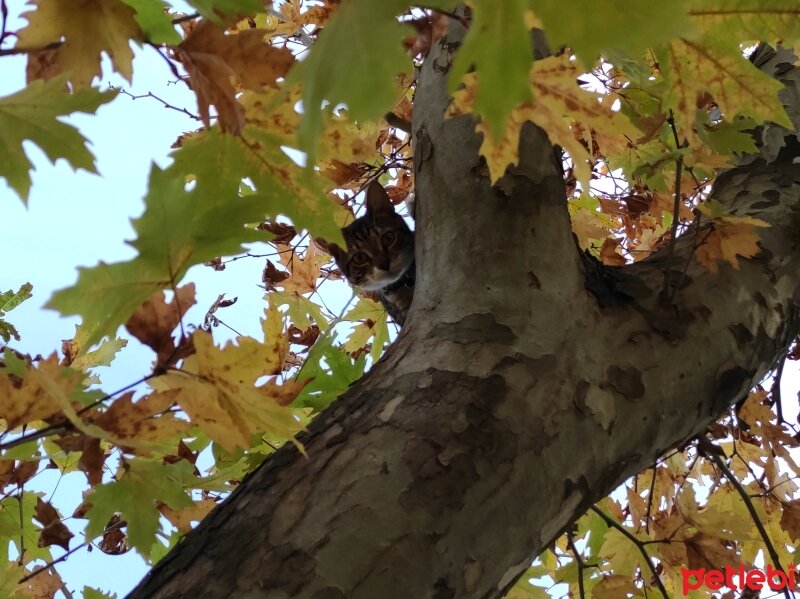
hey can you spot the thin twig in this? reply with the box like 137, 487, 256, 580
0, 0, 9, 48
117, 88, 200, 121
590, 507, 669, 599
0, 40, 63, 57
704, 444, 792, 599
566, 532, 586, 599
17, 543, 88, 584
644, 463, 658, 534
171, 12, 200, 25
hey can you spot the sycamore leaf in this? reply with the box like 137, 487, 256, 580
18, 0, 141, 87
124, 284, 196, 369
274, 243, 329, 295
0, 77, 117, 203
271, 290, 331, 332
589, 575, 638, 599
93, 390, 189, 446
449, 55, 636, 187
82, 588, 117, 599
120, 0, 181, 44
449, 0, 532, 139
158, 498, 217, 534
688, 0, 800, 45
695, 203, 769, 272
175, 22, 294, 133
662, 38, 792, 146
342, 298, 390, 363
285, 0, 415, 158
0, 283, 32, 342
18, 566, 65, 598
598, 528, 643, 574
61, 325, 128, 378
85, 459, 194, 557
295, 333, 366, 412
0, 355, 83, 429
0, 492, 53, 564
535, 0, 693, 66
155, 302, 307, 451
48, 162, 265, 347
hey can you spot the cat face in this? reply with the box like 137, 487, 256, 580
329, 182, 414, 291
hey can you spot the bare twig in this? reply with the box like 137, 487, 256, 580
566, 532, 586, 599
117, 88, 200, 121
171, 12, 200, 25
17, 543, 88, 584
662, 110, 685, 303
0, 40, 63, 57
590, 507, 669, 599
644, 463, 658, 534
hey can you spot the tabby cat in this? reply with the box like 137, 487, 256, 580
323, 181, 415, 325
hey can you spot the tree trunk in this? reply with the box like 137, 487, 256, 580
128, 35, 800, 599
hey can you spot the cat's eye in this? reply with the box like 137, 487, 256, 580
351, 252, 370, 266
381, 231, 397, 247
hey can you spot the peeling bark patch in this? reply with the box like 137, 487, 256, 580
397, 372, 516, 516
527, 271, 541, 289
728, 323, 754, 350
430, 313, 516, 345
378, 395, 406, 422
573, 380, 590, 414
602, 366, 645, 401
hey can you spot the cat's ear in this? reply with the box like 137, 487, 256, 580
315, 237, 344, 261
365, 181, 395, 216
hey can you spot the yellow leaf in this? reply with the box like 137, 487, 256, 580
18, 0, 140, 87
159, 498, 217, 534
93, 389, 189, 445
695, 215, 768, 272
0, 354, 81, 429
276, 243, 329, 295
449, 55, 636, 188
156, 302, 307, 452
664, 38, 791, 146
599, 528, 642, 574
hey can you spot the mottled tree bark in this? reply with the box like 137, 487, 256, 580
128, 32, 800, 599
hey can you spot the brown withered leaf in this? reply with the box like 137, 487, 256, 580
35, 498, 74, 550
599, 237, 626, 266
259, 221, 297, 244
99, 514, 129, 554
288, 324, 320, 347
175, 22, 294, 133
9, 460, 39, 486
18, 566, 65, 599
126, 285, 196, 370
203, 293, 238, 329
403, 12, 449, 58
93, 389, 188, 446
780, 499, 800, 543
262, 260, 290, 291
158, 498, 217, 534
320, 159, 369, 186
0, 460, 13, 488
79, 437, 106, 485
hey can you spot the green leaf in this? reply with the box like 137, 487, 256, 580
121, 0, 181, 44
82, 587, 118, 599
187, 0, 263, 23
48, 161, 265, 346
534, 0, 694, 66
85, 460, 194, 558
295, 333, 366, 412
271, 290, 331, 332
0, 76, 117, 203
701, 117, 759, 155
285, 0, 414, 159
688, 0, 800, 45
0, 492, 53, 565
450, 0, 532, 139
0, 282, 32, 342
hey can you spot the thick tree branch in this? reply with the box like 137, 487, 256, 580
128, 35, 800, 599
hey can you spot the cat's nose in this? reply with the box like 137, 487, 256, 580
376, 255, 390, 271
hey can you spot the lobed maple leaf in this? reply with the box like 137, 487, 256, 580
174, 21, 294, 133
18, 0, 141, 87
154, 302, 308, 451
695, 205, 769, 272
0, 77, 117, 203
449, 55, 637, 188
